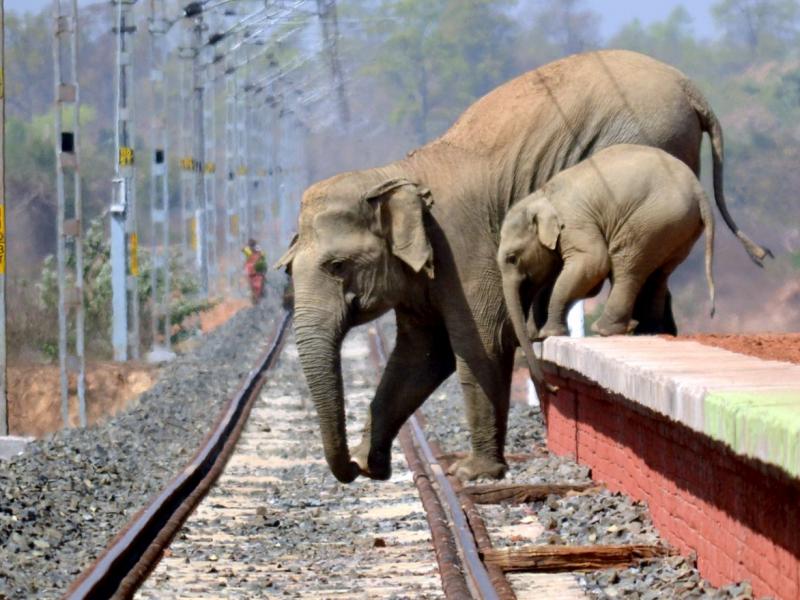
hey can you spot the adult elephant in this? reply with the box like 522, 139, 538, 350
276, 49, 769, 484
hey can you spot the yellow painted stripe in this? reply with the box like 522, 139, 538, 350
0, 205, 5, 275
129, 232, 139, 276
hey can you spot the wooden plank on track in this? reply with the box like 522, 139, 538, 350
482, 544, 675, 572
464, 483, 599, 504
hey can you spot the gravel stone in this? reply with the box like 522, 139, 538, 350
0, 291, 284, 599
408, 314, 756, 599
137, 326, 444, 598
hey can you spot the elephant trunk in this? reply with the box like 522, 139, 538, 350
293, 300, 360, 484
502, 277, 557, 393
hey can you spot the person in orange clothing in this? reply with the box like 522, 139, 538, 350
243, 238, 267, 304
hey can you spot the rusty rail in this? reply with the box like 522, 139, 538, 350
415, 412, 517, 600
65, 312, 292, 600
370, 326, 505, 600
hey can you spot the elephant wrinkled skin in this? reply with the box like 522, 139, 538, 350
276, 49, 769, 484
498, 144, 718, 385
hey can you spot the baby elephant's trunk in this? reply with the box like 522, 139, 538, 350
502, 278, 557, 393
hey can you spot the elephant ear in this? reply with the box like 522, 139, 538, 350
273, 233, 299, 273
528, 197, 562, 251
364, 178, 435, 278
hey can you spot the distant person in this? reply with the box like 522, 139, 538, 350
243, 238, 266, 304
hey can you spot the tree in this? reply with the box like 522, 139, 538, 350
359, 0, 518, 144
712, 0, 800, 57
609, 7, 705, 76
530, 0, 600, 58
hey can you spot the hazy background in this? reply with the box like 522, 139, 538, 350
4, 0, 799, 363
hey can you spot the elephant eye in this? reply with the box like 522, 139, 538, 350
506, 254, 518, 266
325, 258, 349, 278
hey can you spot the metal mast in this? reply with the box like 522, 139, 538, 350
316, 0, 350, 124
0, 0, 7, 435
53, 0, 86, 426
223, 43, 239, 294
189, 8, 208, 296
178, 22, 194, 266
202, 35, 217, 296
148, 0, 171, 355
236, 42, 251, 249
111, 0, 139, 361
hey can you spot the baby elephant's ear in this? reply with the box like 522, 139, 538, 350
528, 197, 562, 251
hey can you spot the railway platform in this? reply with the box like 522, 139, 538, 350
539, 336, 800, 599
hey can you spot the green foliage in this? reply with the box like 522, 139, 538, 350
528, 0, 601, 60
35, 215, 212, 359
357, 0, 518, 143
609, 8, 710, 78
712, 0, 800, 58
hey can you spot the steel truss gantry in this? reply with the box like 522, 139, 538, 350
53, 0, 86, 426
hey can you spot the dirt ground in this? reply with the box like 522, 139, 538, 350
7, 363, 155, 437
674, 333, 800, 366
8, 299, 252, 438
200, 298, 251, 333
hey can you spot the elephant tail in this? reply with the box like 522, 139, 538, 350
683, 79, 773, 267
696, 181, 716, 318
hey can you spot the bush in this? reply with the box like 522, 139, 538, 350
34, 214, 213, 360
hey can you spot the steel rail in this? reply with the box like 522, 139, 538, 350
370, 327, 501, 600
415, 412, 518, 600
64, 311, 292, 600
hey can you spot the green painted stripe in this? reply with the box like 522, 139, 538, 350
704, 390, 800, 478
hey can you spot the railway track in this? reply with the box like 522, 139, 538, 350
64, 313, 293, 599
368, 326, 675, 600
63, 314, 740, 600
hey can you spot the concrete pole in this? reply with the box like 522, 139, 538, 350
53, 0, 86, 424
111, 0, 139, 361
192, 14, 208, 297
148, 0, 171, 356
0, 0, 6, 435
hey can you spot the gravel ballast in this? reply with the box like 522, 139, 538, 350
137, 326, 443, 598
414, 327, 756, 599
0, 294, 284, 599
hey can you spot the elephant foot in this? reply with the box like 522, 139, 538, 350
352, 441, 392, 480
351, 440, 370, 474
538, 322, 568, 339
447, 454, 507, 481
591, 316, 638, 336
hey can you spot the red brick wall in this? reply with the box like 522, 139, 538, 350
539, 366, 800, 600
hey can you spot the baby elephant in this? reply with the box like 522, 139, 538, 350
498, 144, 715, 380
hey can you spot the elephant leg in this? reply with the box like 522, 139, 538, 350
592, 273, 646, 336
633, 268, 679, 335
353, 315, 454, 480
449, 349, 514, 481
528, 283, 553, 340
440, 277, 516, 481
541, 254, 609, 338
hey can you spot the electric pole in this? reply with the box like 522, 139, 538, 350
111, 0, 139, 361
0, 0, 7, 435
53, 0, 86, 425
148, 0, 172, 357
